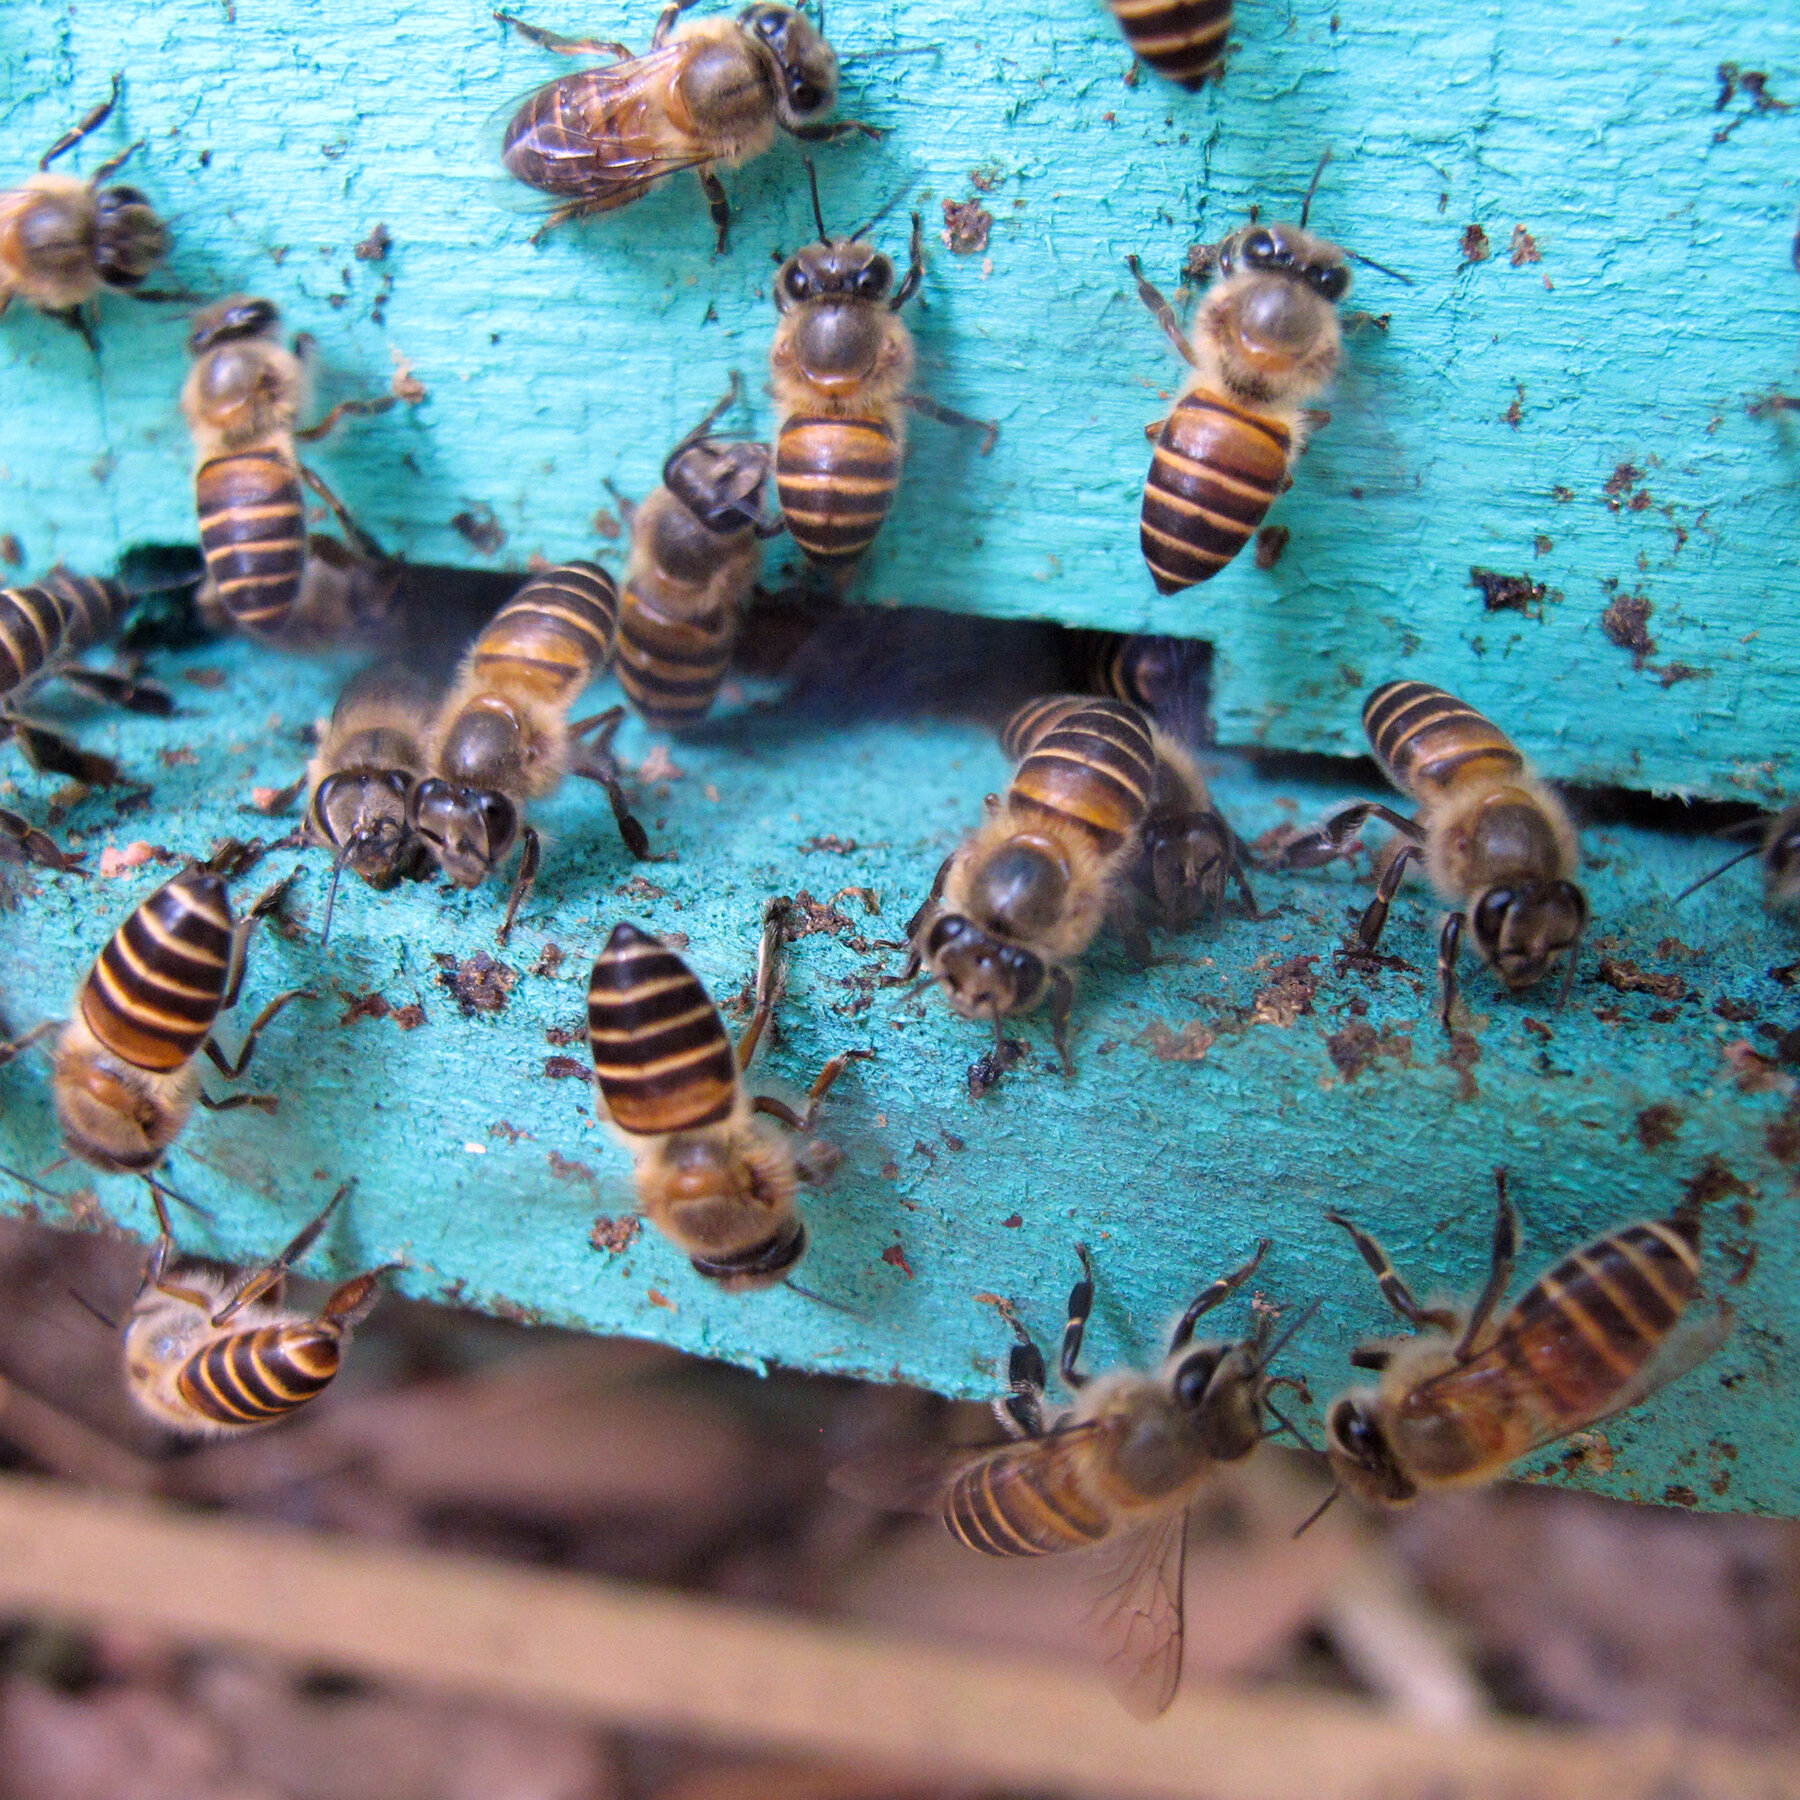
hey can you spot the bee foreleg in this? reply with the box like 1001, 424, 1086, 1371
493, 11, 633, 58
496, 825, 541, 946
699, 169, 732, 255
1354, 837, 1423, 952
737, 896, 791, 1071
1267, 799, 1418, 872
297, 463, 388, 566
88, 138, 145, 189
38, 73, 121, 171
1325, 1210, 1460, 1335
1046, 965, 1076, 1077
212, 1180, 355, 1326
788, 119, 885, 143
51, 305, 100, 356
9, 718, 125, 787
1453, 1170, 1521, 1361
296, 397, 397, 447
569, 715, 652, 860
601, 477, 639, 532
889, 211, 927, 312
902, 392, 999, 455
1168, 1238, 1270, 1351
1436, 909, 1464, 1032
202, 988, 312, 1081
1059, 1244, 1097, 1389
56, 665, 174, 717
1124, 255, 1200, 370
0, 1021, 57, 1068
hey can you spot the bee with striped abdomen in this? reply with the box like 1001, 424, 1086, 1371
409, 562, 650, 943
1319, 1173, 1729, 1511
587, 898, 870, 1289
0, 76, 170, 345
1269, 680, 1586, 1028
1071, 630, 1210, 741
1105, 0, 1233, 90
896, 695, 1154, 1078
124, 1182, 385, 1436
772, 169, 997, 584
609, 373, 780, 734
183, 295, 393, 647
497, 1, 878, 251
25, 843, 309, 1175
1673, 799, 1800, 915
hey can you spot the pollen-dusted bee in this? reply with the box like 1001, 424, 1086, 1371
497, 1, 879, 251
124, 1183, 386, 1436
7, 843, 309, 1175
609, 373, 780, 733
1319, 1174, 1729, 1513
182, 295, 394, 648
896, 695, 1155, 1078
834, 1242, 1309, 1717
587, 899, 870, 1289
1674, 799, 1800, 914
772, 170, 997, 583
1105, 0, 1232, 90
409, 562, 650, 943
1269, 680, 1587, 1027
0, 76, 170, 342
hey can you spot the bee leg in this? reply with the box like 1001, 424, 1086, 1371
755, 1047, 875, 1135
297, 464, 388, 565
37, 73, 122, 170
902, 392, 999, 455
1227, 841, 1262, 919
1125, 254, 1201, 370
88, 138, 145, 188
650, 0, 703, 47
788, 119, 885, 144
55, 665, 174, 717
1059, 1244, 1098, 1389
1046, 966, 1076, 1077
601, 478, 639, 532
1144, 418, 1167, 441
493, 12, 633, 58
888, 211, 927, 312
217, 874, 299, 1009
0, 1021, 58, 1068
49, 305, 100, 356
1453, 1170, 1520, 1361
528, 202, 604, 245
1324, 1210, 1460, 1334
200, 987, 313, 1081
0, 806, 86, 874
210, 1180, 356, 1325
569, 708, 651, 858
736, 895, 790, 1070
1267, 799, 1419, 872
1167, 1238, 1270, 1351
296, 396, 397, 447
1354, 838, 1423, 954
247, 772, 310, 816
993, 1304, 1049, 1438
1436, 909, 1464, 1032
7, 715, 124, 786
496, 825, 541, 946
666, 371, 743, 475
698, 169, 732, 255
1348, 1345, 1393, 1371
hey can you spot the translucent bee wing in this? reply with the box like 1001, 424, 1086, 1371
1083, 1504, 1188, 1721
827, 1443, 961, 1516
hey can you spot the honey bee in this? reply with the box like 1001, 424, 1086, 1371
772, 169, 997, 583
586, 898, 870, 1289
609, 372, 780, 733
896, 696, 1156, 1076
497, 2, 879, 251
182, 295, 394, 648
408, 562, 650, 943
1072, 630, 1210, 738
0, 76, 170, 344
1125, 729, 1258, 941
834, 1241, 1310, 1717
7, 843, 309, 1176
1320, 1173, 1730, 1513
1105, 0, 1232, 90
1269, 680, 1587, 1027
125, 1182, 386, 1436
1673, 800, 1800, 913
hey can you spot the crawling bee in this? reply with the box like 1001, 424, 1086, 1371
497, 1, 878, 250
587, 899, 869, 1288
124, 1183, 386, 1436
1269, 680, 1586, 1027
1071, 630, 1211, 740
1674, 800, 1800, 914
834, 1242, 1309, 1717
0, 76, 169, 343
896, 695, 1156, 1078
1320, 1174, 1729, 1513
409, 562, 650, 942
182, 295, 394, 648
1105, 0, 1233, 90
772, 169, 997, 583
1123, 729, 1258, 945
610, 373, 780, 733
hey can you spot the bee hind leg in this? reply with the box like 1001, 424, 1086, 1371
1059, 1244, 1098, 1390
0, 806, 85, 874
1453, 1170, 1520, 1360
569, 708, 651, 858
988, 1297, 1049, 1437
699, 169, 731, 255
903, 392, 998, 455
201, 987, 313, 1082
1168, 1238, 1270, 1351
493, 12, 632, 57
650, 0, 702, 47
1325, 1210, 1460, 1335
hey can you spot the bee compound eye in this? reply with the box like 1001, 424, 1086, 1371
1311, 263, 1350, 300
783, 264, 811, 301
1243, 229, 1278, 266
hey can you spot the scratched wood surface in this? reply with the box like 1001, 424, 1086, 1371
1, 0, 1798, 797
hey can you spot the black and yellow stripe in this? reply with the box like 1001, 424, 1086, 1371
1363, 680, 1524, 802
77, 870, 236, 1072
468, 561, 618, 704
945, 1438, 1112, 1558
1108, 0, 1233, 88
176, 1323, 340, 1425
587, 923, 739, 1136
0, 573, 126, 697
775, 414, 902, 573
196, 449, 306, 638
1001, 695, 1157, 857
1141, 389, 1290, 595
615, 585, 734, 734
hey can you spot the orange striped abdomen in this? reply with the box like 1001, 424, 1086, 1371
1363, 681, 1523, 802
1108, 0, 1232, 88
196, 450, 305, 637
1005, 697, 1156, 857
77, 870, 236, 1072
616, 582, 735, 733
945, 1437, 1112, 1557
473, 562, 618, 707
588, 923, 738, 1135
501, 72, 660, 208
1141, 389, 1289, 595
0, 581, 75, 698
177, 1324, 340, 1426
776, 414, 901, 574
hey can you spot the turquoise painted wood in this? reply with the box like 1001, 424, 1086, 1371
1, 0, 1798, 797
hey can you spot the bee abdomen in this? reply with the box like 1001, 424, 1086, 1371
1141, 389, 1289, 595
775, 415, 901, 572
1005, 697, 1157, 856
177, 1324, 340, 1425
78, 870, 235, 1071
0, 581, 75, 697
945, 1442, 1111, 1558
588, 922, 738, 1135
1108, 0, 1233, 87
196, 450, 305, 638
502, 78, 643, 205
1363, 680, 1523, 798
616, 586, 734, 733
473, 561, 618, 700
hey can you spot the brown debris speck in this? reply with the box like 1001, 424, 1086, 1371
545, 1022, 583, 1046
1251, 955, 1319, 1026
647, 1288, 676, 1310
451, 504, 505, 555
785, 889, 861, 942
435, 950, 518, 1015
1657, 662, 1709, 688
1604, 462, 1642, 499
1500, 386, 1524, 429
1459, 223, 1491, 263
1471, 566, 1552, 618
1662, 1485, 1699, 1508
616, 875, 667, 903
1597, 956, 1688, 1000
1715, 996, 1759, 1023
1326, 1020, 1413, 1081
832, 885, 880, 915
881, 1239, 915, 1278
1254, 524, 1290, 570
0, 535, 20, 566
389, 351, 427, 405
1722, 1041, 1787, 1092
1600, 593, 1656, 669
546, 1150, 597, 1187
1001, 1213, 1023, 1228
968, 1037, 1026, 1099
1134, 1018, 1218, 1063
1635, 1103, 1682, 1150
354, 222, 392, 261
941, 197, 993, 255
593, 507, 623, 540
183, 667, 228, 689
969, 163, 1003, 192
800, 835, 858, 855
590, 1214, 641, 1254
532, 942, 566, 977
1508, 224, 1541, 265
544, 1055, 588, 1080
1683, 1154, 1752, 1212
158, 745, 197, 768
1766, 1099, 1800, 1165
1442, 1029, 1480, 1102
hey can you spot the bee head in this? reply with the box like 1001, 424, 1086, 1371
1468, 878, 1587, 990
923, 914, 1047, 1019
187, 293, 280, 355
1169, 1339, 1266, 1463
740, 4, 839, 129
1326, 1392, 1419, 1506
1766, 815, 1800, 910
92, 184, 167, 289
776, 237, 894, 311
312, 772, 422, 889
1211, 223, 1349, 371
663, 436, 773, 536
406, 777, 518, 888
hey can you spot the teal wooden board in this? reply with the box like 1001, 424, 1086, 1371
0, 637, 1793, 1515
3, 0, 1800, 798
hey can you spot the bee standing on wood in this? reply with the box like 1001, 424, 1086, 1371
496, 1, 879, 250
182, 295, 394, 648
1106, 0, 1233, 90
608, 372, 780, 734
408, 562, 650, 944
772, 168, 997, 584
1268, 680, 1587, 1028
1123, 730, 1258, 944
0, 76, 171, 346
587, 898, 870, 1289
1318, 1173, 1730, 1513
124, 1182, 387, 1436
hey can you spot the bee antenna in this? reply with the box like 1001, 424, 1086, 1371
1343, 247, 1416, 287
1254, 1296, 1321, 1373
1673, 841, 1764, 903
318, 831, 363, 949
1298, 147, 1332, 229
67, 1285, 121, 1333
784, 1276, 866, 1319
1262, 1399, 1323, 1457
0, 1160, 68, 1203
144, 1170, 212, 1222
886, 972, 936, 1006
1292, 1484, 1342, 1537
850, 181, 913, 243
804, 157, 829, 243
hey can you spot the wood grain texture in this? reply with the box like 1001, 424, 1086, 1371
1, 0, 1798, 797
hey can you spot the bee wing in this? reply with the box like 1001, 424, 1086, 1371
827, 1444, 961, 1517
1083, 1505, 1188, 1721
